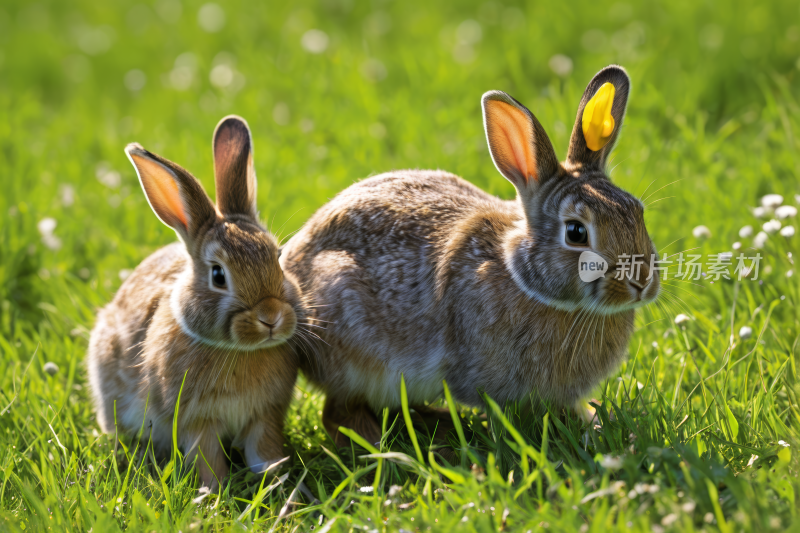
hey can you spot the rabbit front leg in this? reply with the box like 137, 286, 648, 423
182, 428, 229, 490
243, 414, 287, 476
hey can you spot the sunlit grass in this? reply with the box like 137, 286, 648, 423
1, 0, 799, 530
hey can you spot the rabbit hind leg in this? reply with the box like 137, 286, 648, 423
322, 396, 381, 449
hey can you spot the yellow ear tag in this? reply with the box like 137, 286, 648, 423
581, 82, 616, 151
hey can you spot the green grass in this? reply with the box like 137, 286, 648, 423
1, 0, 800, 530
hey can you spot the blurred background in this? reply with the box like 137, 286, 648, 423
1, 0, 799, 318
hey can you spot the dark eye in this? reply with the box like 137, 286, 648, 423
565, 221, 589, 246
211, 264, 227, 288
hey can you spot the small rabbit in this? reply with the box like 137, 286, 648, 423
282, 65, 660, 444
87, 116, 306, 489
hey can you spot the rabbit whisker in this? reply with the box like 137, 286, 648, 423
638, 177, 660, 201
296, 322, 326, 330
641, 177, 688, 204
644, 196, 676, 208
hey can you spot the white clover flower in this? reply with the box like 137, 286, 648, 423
692, 225, 711, 239
763, 219, 781, 234
599, 455, 623, 470
754, 231, 769, 248
732, 241, 741, 250
38, 217, 57, 235
674, 314, 691, 325
738, 225, 753, 238
661, 514, 679, 527
753, 206, 767, 218
41, 234, 63, 251
778, 440, 790, 447
739, 326, 752, 339
37, 218, 63, 251
761, 194, 783, 208
775, 205, 797, 219
301, 29, 330, 54
780, 226, 795, 237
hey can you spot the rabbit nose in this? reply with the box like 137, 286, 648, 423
628, 278, 649, 299
258, 312, 283, 330
629, 279, 645, 291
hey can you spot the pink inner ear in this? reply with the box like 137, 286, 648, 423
132, 154, 188, 228
486, 100, 537, 184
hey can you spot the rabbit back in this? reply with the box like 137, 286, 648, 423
87, 242, 186, 436
285, 170, 636, 409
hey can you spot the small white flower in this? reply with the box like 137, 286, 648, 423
747, 454, 759, 467
753, 231, 769, 248
38, 217, 57, 235
359, 486, 374, 493
761, 194, 784, 209
780, 226, 795, 237
674, 314, 691, 325
301, 29, 330, 54
41, 234, 63, 251
778, 440, 790, 447
739, 326, 752, 339
763, 219, 781, 234
682, 501, 696, 513
661, 514, 678, 527
692, 225, 711, 238
651, 341, 659, 349
738, 225, 753, 238
788, 270, 794, 278
753, 206, 767, 218
732, 241, 741, 250
43, 362, 59, 376
60, 184, 75, 207
599, 455, 623, 470
38, 218, 62, 250
775, 205, 797, 219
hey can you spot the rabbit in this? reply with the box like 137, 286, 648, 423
281, 65, 660, 445
87, 116, 307, 489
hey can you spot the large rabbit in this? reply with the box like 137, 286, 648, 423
282, 65, 659, 445
87, 116, 306, 489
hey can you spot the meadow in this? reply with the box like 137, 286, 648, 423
1, 0, 800, 530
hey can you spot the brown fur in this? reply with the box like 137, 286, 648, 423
282, 66, 659, 442
87, 116, 306, 489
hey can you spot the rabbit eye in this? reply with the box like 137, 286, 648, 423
211, 264, 227, 288
565, 221, 589, 246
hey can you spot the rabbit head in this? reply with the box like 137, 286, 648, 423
482, 65, 659, 314
125, 116, 302, 350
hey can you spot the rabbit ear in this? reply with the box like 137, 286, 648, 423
125, 143, 217, 245
213, 115, 257, 218
566, 65, 630, 171
482, 91, 560, 195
